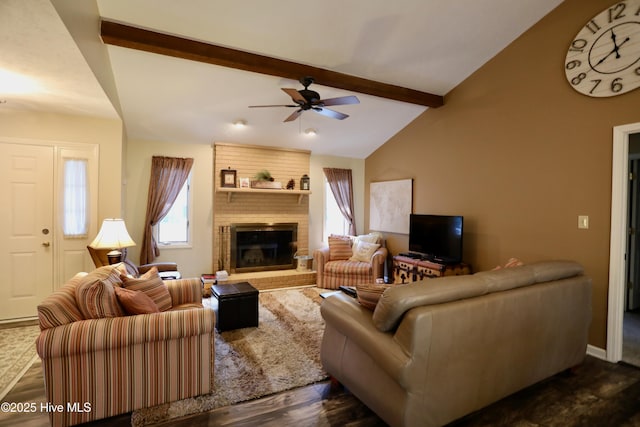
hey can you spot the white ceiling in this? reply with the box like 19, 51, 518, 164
0, 0, 564, 158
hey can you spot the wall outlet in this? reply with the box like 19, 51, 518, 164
578, 215, 589, 229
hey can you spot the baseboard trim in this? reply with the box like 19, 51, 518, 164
587, 344, 607, 361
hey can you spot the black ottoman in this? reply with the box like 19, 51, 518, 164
212, 282, 259, 331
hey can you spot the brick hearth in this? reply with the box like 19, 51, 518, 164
214, 269, 316, 291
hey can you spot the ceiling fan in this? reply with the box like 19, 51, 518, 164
249, 77, 360, 122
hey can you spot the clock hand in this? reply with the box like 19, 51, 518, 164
596, 36, 631, 66
597, 48, 618, 66
611, 30, 621, 58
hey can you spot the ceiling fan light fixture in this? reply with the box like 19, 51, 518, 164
304, 128, 318, 136
232, 119, 247, 128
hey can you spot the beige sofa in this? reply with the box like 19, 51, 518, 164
36, 265, 215, 427
320, 261, 592, 427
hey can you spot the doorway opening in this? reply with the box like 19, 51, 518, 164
608, 122, 640, 364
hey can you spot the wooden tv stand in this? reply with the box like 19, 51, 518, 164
392, 255, 470, 284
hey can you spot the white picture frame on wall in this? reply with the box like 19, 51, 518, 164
369, 179, 413, 234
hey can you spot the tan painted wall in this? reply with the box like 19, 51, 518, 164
365, 0, 640, 349
124, 139, 213, 278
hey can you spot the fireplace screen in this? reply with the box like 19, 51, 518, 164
230, 223, 298, 273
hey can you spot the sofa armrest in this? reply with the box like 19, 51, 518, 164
321, 294, 410, 383
165, 277, 202, 305
36, 308, 215, 359
138, 262, 179, 274
313, 246, 330, 286
313, 246, 330, 268
371, 247, 388, 279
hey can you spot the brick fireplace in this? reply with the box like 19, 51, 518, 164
213, 143, 311, 276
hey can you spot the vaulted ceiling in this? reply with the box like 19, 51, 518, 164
0, 0, 564, 158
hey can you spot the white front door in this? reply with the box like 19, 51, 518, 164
0, 143, 54, 320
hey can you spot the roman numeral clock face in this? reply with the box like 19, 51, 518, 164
565, 0, 640, 97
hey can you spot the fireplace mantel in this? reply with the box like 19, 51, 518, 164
216, 187, 311, 203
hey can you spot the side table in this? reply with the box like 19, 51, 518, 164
393, 256, 471, 284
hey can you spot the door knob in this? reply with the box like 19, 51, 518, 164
42, 241, 50, 247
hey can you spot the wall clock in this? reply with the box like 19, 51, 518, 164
565, 0, 640, 97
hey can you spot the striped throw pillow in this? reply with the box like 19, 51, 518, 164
328, 235, 353, 260
75, 268, 125, 319
121, 267, 173, 311
356, 283, 394, 310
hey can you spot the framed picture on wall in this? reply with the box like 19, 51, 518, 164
221, 168, 237, 188
369, 179, 413, 234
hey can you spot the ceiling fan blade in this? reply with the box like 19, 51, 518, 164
320, 95, 360, 106
284, 109, 303, 122
282, 88, 306, 105
314, 107, 349, 120
249, 104, 298, 108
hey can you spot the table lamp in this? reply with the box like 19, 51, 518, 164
89, 218, 136, 264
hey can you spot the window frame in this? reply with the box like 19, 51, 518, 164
153, 175, 193, 248
62, 157, 89, 239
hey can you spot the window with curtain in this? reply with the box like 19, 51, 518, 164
140, 156, 194, 264
154, 176, 191, 245
324, 178, 349, 240
63, 158, 88, 238
323, 167, 356, 236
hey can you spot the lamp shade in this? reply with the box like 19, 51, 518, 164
89, 219, 136, 249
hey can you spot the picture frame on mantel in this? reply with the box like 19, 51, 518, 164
221, 168, 237, 188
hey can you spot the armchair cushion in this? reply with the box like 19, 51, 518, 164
324, 260, 375, 283
120, 267, 173, 311
350, 240, 380, 262
75, 268, 125, 319
328, 234, 353, 260
354, 232, 381, 244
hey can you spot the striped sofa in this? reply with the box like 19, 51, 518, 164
36, 266, 215, 427
314, 233, 388, 289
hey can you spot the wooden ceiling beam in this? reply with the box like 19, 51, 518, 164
100, 20, 443, 108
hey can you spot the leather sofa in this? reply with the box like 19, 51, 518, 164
36, 265, 215, 427
320, 261, 592, 427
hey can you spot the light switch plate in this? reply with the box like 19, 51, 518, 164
578, 215, 589, 229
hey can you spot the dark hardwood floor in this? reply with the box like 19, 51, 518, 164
2, 356, 640, 427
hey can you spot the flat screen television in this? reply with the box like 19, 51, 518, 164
408, 214, 463, 264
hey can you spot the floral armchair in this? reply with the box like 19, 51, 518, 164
313, 233, 388, 289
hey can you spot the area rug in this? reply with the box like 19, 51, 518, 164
131, 286, 328, 426
0, 324, 40, 401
